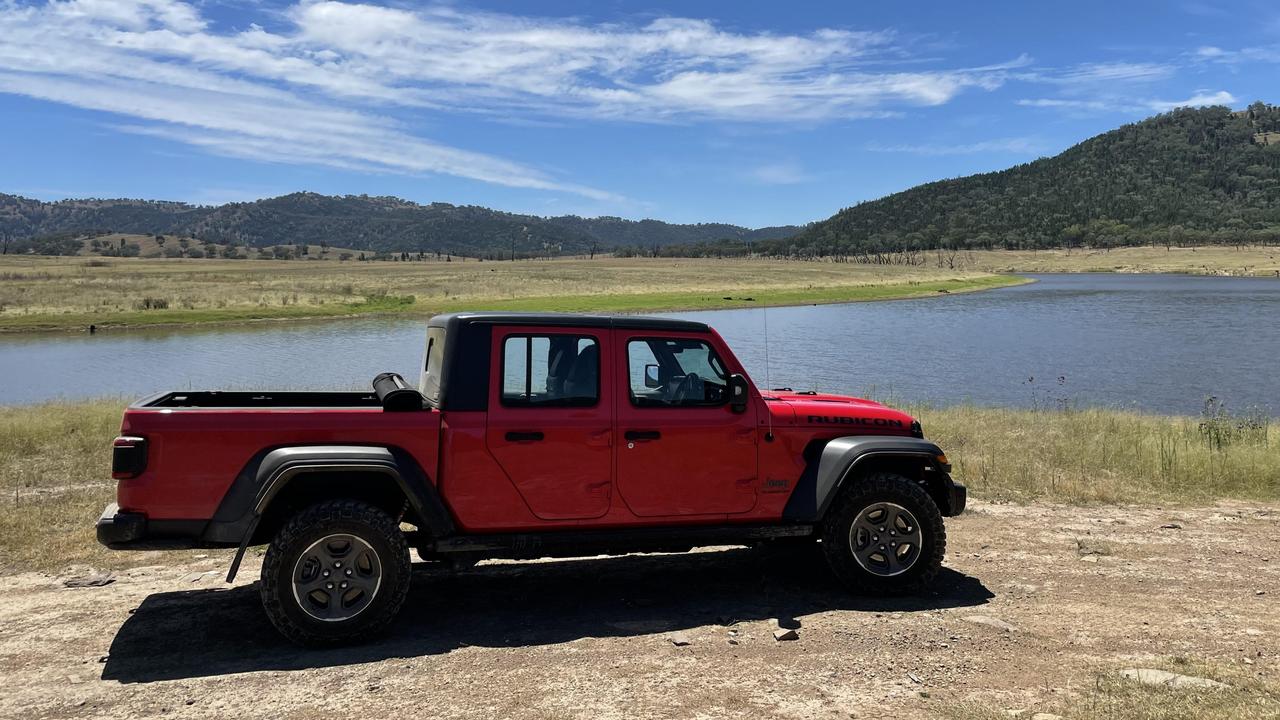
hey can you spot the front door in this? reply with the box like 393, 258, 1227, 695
486, 328, 614, 520
614, 332, 758, 517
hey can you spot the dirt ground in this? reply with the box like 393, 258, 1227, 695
3, 500, 1277, 720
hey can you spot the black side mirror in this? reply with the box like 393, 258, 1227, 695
728, 373, 749, 413
644, 364, 662, 388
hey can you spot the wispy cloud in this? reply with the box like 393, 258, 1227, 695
1190, 44, 1280, 64
865, 137, 1046, 156
1017, 90, 1237, 114
1049, 62, 1176, 84
747, 162, 813, 185
1145, 90, 1238, 111
0, 0, 1028, 196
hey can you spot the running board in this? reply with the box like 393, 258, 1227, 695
414, 523, 815, 561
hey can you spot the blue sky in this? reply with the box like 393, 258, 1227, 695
1, 0, 1277, 226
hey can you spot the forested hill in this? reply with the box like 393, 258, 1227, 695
0, 192, 800, 258
760, 102, 1280, 256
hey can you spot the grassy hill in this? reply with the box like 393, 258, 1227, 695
761, 102, 1280, 257
0, 192, 799, 259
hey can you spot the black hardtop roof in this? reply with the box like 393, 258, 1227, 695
428, 311, 709, 333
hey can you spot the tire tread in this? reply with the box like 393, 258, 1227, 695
821, 472, 946, 594
259, 499, 411, 646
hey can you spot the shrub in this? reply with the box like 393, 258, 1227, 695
133, 297, 170, 311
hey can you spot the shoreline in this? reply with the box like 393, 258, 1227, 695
0, 274, 1029, 335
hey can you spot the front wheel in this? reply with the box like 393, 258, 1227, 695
821, 472, 945, 594
260, 499, 411, 646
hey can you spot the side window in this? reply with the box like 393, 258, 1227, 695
627, 338, 729, 408
501, 334, 599, 407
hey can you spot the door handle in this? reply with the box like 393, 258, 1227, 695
624, 430, 661, 441
505, 431, 544, 442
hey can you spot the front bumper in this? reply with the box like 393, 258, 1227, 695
96, 503, 208, 549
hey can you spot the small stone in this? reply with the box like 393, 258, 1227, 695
907, 672, 923, 684
727, 638, 739, 646
1030, 714, 1064, 720
1080, 555, 1099, 563
669, 634, 692, 647
63, 573, 115, 588
961, 615, 1017, 633
773, 628, 799, 642
1159, 523, 1182, 530
1120, 668, 1230, 689
1256, 590, 1267, 596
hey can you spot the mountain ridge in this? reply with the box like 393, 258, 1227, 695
0, 191, 803, 258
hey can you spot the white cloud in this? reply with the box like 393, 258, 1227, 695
748, 162, 812, 185
1051, 62, 1175, 84
1190, 44, 1280, 64
0, 0, 1025, 195
1017, 90, 1237, 115
865, 137, 1046, 156
1016, 98, 1113, 111
1145, 90, 1237, 111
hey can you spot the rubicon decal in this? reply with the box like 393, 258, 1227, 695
806, 415, 905, 428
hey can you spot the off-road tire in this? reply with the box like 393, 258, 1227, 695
260, 499, 411, 646
820, 472, 945, 594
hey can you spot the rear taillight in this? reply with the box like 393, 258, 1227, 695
112, 436, 148, 479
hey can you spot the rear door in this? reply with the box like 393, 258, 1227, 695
613, 331, 758, 517
485, 326, 614, 520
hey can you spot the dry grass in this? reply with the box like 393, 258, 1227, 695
920, 404, 1277, 504
949, 659, 1280, 720
2, 399, 1277, 573
948, 244, 1280, 277
0, 255, 1020, 332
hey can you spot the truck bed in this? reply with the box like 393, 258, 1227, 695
137, 391, 382, 409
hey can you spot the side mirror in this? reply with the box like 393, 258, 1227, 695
728, 373, 749, 413
644, 364, 662, 388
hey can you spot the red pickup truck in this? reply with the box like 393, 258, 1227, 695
98, 312, 965, 645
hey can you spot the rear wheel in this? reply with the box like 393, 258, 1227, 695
260, 499, 411, 646
821, 472, 945, 594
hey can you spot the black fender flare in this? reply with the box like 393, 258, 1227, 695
781, 436, 962, 522
208, 445, 454, 582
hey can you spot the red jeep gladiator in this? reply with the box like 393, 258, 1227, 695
98, 312, 965, 645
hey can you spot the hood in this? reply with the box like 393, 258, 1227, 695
764, 390, 918, 435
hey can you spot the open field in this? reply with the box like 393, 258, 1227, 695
1, 400, 1277, 718
0, 255, 1024, 333
949, 244, 1280, 277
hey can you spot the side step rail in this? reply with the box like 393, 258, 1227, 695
413, 523, 815, 561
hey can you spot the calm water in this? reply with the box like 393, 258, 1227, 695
1, 274, 1277, 415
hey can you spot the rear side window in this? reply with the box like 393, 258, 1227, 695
501, 334, 599, 407
420, 326, 446, 406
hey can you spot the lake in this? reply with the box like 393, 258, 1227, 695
1, 273, 1277, 415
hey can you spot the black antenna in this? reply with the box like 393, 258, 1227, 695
762, 306, 773, 442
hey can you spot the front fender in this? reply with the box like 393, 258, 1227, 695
781, 436, 959, 522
